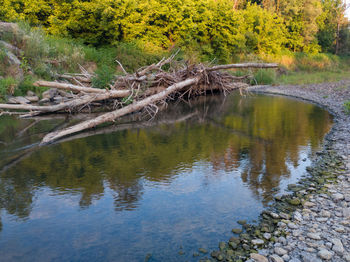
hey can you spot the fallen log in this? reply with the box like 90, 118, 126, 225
34, 80, 110, 94
207, 63, 278, 71
0, 90, 130, 113
1, 54, 279, 145
41, 77, 201, 144
40, 62, 278, 144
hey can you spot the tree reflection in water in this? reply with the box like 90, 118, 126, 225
0, 93, 332, 223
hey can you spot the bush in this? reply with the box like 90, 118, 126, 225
15, 75, 46, 96
252, 69, 276, 85
0, 77, 17, 100
91, 64, 115, 89
344, 101, 350, 115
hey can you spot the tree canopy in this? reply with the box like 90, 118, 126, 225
0, 0, 349, 60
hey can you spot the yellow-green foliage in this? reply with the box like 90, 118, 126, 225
0, 0, 310, 62
344, 101, 350, 114
1, 0, 349, 61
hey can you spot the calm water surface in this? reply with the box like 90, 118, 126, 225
0, 93, 332, 261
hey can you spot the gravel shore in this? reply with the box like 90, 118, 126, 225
207, 80, 350, 262
246, 82, 350, 262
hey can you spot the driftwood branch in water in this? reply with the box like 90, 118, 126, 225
41, 77, 201, 144
1, 54, 278, 145
0, 90, 130, 113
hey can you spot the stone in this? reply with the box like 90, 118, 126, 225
303, 201, 315, 207
229, 241, 237, 249
270, 254, 284, 262
219, 241, 226, 250
294, 211, 303, 221
25, 95, 39, 102
301, 252, 322, 262
27, 90, 35, 96
344, 254, 350, 262
7, 96, 30, 104
332, 193, 344, 201
198, 248, 208, 254
42, 88, 58, 100
274, 247, 288, 256
280, 213, 291, 220
293, 230, 302, 237
306, 233, 321, 240
317, 249, 333, 260
269, 212, 280, 219
263, 233, 271, 240
288, 223, 298, 229
232, 228, 242, 234
331, 238, 344, 254
343, 208, 350, 218
320, 210, 331, 217
229, 236, 240, 244
250, 253, 268, 262
289, 258, 301, 262
237, 220, 247, 225
278, 237, 287, 245
252, 239, 264, 245
289, 198, 301, 205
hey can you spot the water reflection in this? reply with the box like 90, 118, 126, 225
0, 93, 332, 261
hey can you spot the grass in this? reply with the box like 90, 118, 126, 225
344, 100, 350, 115
0, 22, 168, 99
276, 70, 350, 85
1, 21, 350, 99
0, 77, 17, 100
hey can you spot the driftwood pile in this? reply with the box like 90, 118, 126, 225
0, 54, 277, 145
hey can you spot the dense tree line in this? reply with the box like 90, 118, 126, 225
0, 0, 349, 60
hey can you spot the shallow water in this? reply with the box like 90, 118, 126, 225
0, 93, 332, 261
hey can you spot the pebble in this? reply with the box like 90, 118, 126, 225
288, 223, 299, 229
274, 247, 288, 256
343, 208, 350, 218
211, 85, 350, 262
263, 233, 271, 240
332, 193, 344, 201
8, 96, 30, 104
252, 239, 265, 245
303, 202, 315, 207
318, 249, 333, 260
331, 238, 344, 254
270, 254, 284, 262
306, 233, 321, 240
289, 258, 301, 262
301, 252, 322, 262
250, 253, 268, 262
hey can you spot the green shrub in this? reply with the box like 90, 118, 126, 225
91, 64, 115, 89
252, 69, 276, 85
15, 75, 45, 96
344, 100, 350, 115
0, 77, 17, 100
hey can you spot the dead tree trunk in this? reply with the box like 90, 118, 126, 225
1, 56, 278, 145
41, 77, 200, 144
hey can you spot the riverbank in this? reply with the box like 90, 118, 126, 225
206, 80, 350, 262
247, 81, 350, 262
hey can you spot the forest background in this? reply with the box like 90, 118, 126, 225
0, 0, 350, 98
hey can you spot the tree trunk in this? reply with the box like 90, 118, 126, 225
41, 77, 201, 144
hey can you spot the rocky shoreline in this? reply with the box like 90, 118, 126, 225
205, 81, 350, 262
